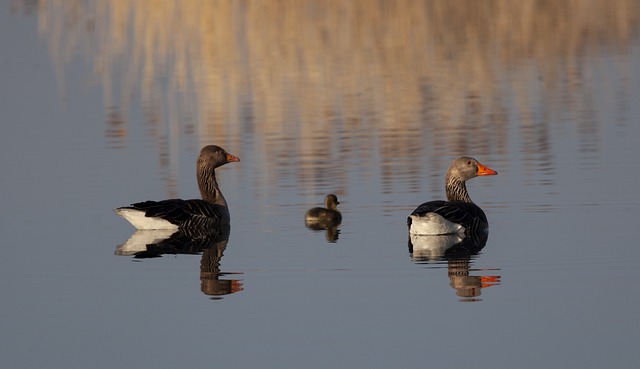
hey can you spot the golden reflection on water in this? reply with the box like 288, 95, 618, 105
27, 0, 640, 198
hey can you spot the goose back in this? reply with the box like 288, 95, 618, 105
125, 199, 229, 229
408, 200, 488, 234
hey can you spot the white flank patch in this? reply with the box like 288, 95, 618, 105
114, 208, 179, 230
409, 213, 465, 235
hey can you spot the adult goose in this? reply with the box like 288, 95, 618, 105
408, 157, 497, 236
115, 145, 240, 230
305, 194, 342, 226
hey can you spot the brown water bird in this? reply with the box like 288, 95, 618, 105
115, 145, 240, 230
305, 194, 342, 226
408, 157, 497, 236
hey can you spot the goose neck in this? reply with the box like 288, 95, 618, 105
445, 176, 472, 203
197, 166, 226, 207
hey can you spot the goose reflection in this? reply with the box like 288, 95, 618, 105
304, 194, 342, 243
409, 231, 500, 301
115, 226, 243, 299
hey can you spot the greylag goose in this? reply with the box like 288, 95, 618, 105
305, 194, 342, 225
408, 157, 497, 235
115, 145, 239, 230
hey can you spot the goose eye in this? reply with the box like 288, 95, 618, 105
466, 160, 472, 165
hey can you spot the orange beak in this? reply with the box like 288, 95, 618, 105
480, 275, 501, 288
476, 162, 497, 176
231, 280, 244, 293
226, 153, 240, 163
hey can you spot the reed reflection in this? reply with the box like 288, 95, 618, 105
28, 0, 639, 206
115, 227, 243, 299
409, 232, 501, 301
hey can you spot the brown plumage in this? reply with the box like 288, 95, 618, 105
115, 145, 240, 230
408, 157, 497, 235
305, 194, 342, 225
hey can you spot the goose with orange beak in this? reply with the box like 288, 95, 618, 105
408, 157, 498, 236
115, 145, 240, 231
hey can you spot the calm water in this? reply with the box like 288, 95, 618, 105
2, 1, 640, 368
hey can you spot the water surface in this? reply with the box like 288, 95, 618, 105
1, 1, 639, 368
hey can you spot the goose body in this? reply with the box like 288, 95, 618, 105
408, 157, 497, 236
115, 145, 239, 230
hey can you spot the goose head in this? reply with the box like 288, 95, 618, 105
445, 157, 497, 202
446, 157, 497, 182
197, 145, 240, 169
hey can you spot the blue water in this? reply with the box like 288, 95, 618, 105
1, 2, 639, 368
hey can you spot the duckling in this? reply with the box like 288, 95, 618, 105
305, 194, 342, 226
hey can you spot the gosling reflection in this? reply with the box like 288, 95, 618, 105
409, 232, 500, 301
305, 194, 342, 243
115, 226, 243, 298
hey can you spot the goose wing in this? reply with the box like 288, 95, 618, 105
128, 199, 225, 228
408, 200, 487, 231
